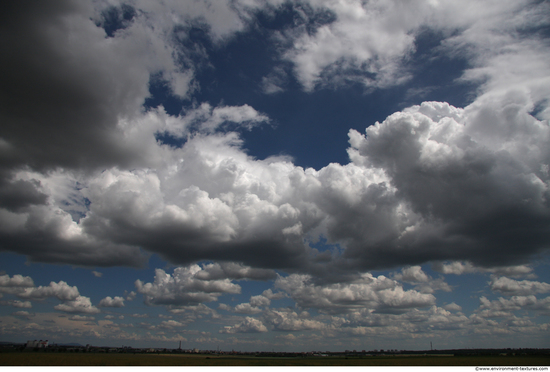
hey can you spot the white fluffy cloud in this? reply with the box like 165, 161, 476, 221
99, 296, 126, 307
18, 281, 80, 301
394, 266, 451, 294
54, 296, 100, 314
0, 274, 34, 295
234, 303, 263, 314
194, 262, 276, 281
490, 277, 550, 296
433, 262, 536, 278
250, 294, 271, 307
477, 295, 550, 318
220, 316, 268, 333
135, 265, 241, 306
0, 275, 100, 315
264, 308, 326, 331
275, 273, 435, 314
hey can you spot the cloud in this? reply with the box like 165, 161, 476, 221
264, 308, 326, 331
433, 262, 535, 278
220, 316, 268, 333
443, 303, 462, 312
0, 1, 178, 172
92, 271, 103, 278
98, 296, 125, 307
275, 0, 550, 93
6, 276, 100, 314
9, 300, 32, 308
158, 320, 186, 329
12, 311, 32, 318
3, 91, 549, 276
395, 266, 430, 283
281, 0, 422, 90
1, 299, 32, 308
477, 295, 550, 318
135, 265, 241, 306
54, 295, 100, 314
275, 273, 435, 314
187, 103, 270, 134
234, 303, 262, 314
69, 315, 96, 321
393, 266, 451, 294
489, 277, 550, 296
0, 182, 148, 267
344, 97, 550, 270
249, 294, 271, 307
18, 281, 80, 301
0, 179, 48, 212
125, 291, 137, 301
194, 262, 276, 281
261, 289, 286, 301
0, 274, 34, 294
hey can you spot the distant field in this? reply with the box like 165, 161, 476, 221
1, 352, 550, 366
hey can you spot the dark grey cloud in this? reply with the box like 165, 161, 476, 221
0, 179, 47, 212
0, 1, 149, 172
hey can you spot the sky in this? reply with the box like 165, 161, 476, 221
1, 0, 550, 352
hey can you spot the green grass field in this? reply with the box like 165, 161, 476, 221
1, 352, 549, 366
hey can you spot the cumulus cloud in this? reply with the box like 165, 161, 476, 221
99, 296, 125, 307
443, 303, 462, 312
275, 273, 435, 314
345, 98, 550, 269
264, 308, 326, 331
135, 265, 241, 306
4, 277, 101, 314
433, 262, 535, 278
249, 294, 271, 307
1, 300, 32, 308
234, 303, 263, 314
18, 281, 80, 301
477, 295, 550, 318
3, 84, 549, 276
159, 320, 186, 329
194, 262, 276, 281
125, 291, 137, 301
489, 277, 550, 296
54, 295, 100, 314
12, 311, 32, 318
393, 266, 451, 294
396, 266, 430, 283
0, 274, 34, 294
220, 316, 268, 333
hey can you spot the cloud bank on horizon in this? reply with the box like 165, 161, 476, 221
1, 0, 550, 351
